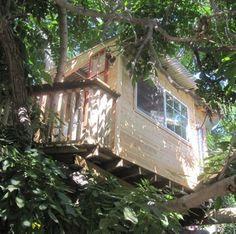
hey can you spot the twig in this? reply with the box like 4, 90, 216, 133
130, 26, 153, 76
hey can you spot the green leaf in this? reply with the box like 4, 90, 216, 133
15, 196, 25, 208
123, 207, 138, 224
2, 192, 9, 200
39, 204, 47, 210
56, 191, 70, 203
48, 209, 59, 223
11, 179, 21, 186
42, 71, 53, 85
160, 215, 169, 227
22, 220, 31, 227
7, 185, 18, 192
221, 56, 231, 62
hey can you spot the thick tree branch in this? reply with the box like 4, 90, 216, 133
204, 208, 236, 224
54, 0, 198, 43
164, 175, 236, 213
130, 26, 153, 76
54, 5, 68, 82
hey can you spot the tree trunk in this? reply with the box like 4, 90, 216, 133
0, 8, 32, 149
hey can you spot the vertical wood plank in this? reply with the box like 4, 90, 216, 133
86, 88, 94, 143
76, 89, 84, 141
104, 94, 113, 146
88, 88, 100, 143
51, 92, 63, 142
59, 92, 69, 142
98, 91, 108, 145
67, 91, 76, 141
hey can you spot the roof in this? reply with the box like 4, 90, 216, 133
49, 38, 197, 91
162, 57, 197, 90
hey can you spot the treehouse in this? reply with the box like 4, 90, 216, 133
33, 41, 208, 191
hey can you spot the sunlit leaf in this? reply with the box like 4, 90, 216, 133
123, 207, 138, 224
15, 196, 25, 208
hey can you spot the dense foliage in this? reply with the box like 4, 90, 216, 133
204, 108, 236, 180
0, 137, 80, 233
79, 176, 182, 233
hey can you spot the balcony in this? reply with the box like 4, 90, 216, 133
33, 79, 120, 151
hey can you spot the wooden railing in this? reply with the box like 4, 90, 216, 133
33, 79, 120, 148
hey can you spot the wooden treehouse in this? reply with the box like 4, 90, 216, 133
33, 41, 208, 192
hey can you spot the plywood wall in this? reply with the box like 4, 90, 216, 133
57, 41, 207, 190
112, 57, 207, 189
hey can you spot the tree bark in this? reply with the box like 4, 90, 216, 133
54, 5, 68, 82
0, 8, 32, 149
204, 208, 236, 224
165, 175, 236, 213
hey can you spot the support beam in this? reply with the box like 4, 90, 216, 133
119, 166, 143, 180
32, 79, 120, 99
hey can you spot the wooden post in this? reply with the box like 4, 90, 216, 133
76, 89, 84, 141
59, 92, 69, 142
67, 91, 76, 141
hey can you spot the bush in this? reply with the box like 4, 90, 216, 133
0, 139, 81, 233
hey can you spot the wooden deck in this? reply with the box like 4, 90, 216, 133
33, 79, 119, 148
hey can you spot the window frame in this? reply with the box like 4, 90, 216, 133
88, 49, 109, 83
135, 81, 189, 142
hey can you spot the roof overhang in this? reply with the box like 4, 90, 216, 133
162, 57, 197, 90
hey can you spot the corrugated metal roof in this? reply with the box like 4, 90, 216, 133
162, 57, 197, 90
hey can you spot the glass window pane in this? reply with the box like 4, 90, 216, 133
137, 80, 164, 124
97, 53, 105, 73
180, 116, 187, 126
174, 100, 181, 112
166, 104, 173, 118
181, 126, 186, 139
90, 52, 106, 77
166, 93, 173, 106
175, 125, 181, 136
91, 56, 98, 75
181, 105, 187, 117
167, 123, 174, 132
174, 110, 181, 125
165, 94, 188, 140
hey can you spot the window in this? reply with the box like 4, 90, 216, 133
137, 80, 188, 140
89, 50, 108, 82
137, 80, 165, 125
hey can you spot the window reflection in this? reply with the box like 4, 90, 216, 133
137, 80, 188, 140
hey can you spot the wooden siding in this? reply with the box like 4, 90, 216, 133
114, 57, 206, 189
